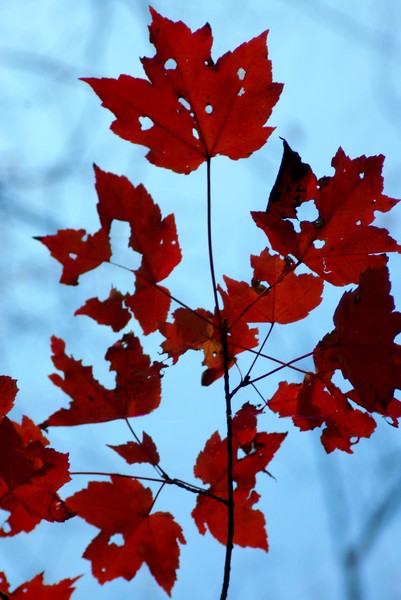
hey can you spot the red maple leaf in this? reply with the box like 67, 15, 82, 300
192, 404, 286, 548
43, 333, 164, 427
37, 228, 111, 286
0, 572, 79, 600
83, 9, 282, 174
75, 287, 131, 332
67, 477, 185, 596
160, 307, 258, 385
252, 141, 400, 285
109, 432, 160, 466
269, 378, 377, 453
0, 376, 18, 417
94, 165, 181, 333
269, 266, 401, 452
0, 416, 73, 536
314, 265, 401, 412
218, 249, 323, 326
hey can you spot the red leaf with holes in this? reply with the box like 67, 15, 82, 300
192, 404, 286, 548
75, 287, 131, 332
37, 228, 111, 286
95, 165, 181, 333
0, 376, 17, 417
160, 307, 258, 385
252, 141, 400, 285
43, 333, 164, 427
0, 572, 79, 600
83, 9, 282, 174
67, 477, 185, 595
0, 416, 73, 536
109, 432, 160, 466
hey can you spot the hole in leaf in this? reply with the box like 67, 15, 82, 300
238, 87, 245, 97
359, 172, 365, 179
139, 116, 154, 131
205, 104, 213, 114
164, 58, 177, 70
313, 239, 325, 249
110, 533, 124, 546
356, 219, 362, 226
2, 521, 11, 534
296, 199, 319, 223
192, 128, 199, 140
69, 253, 78, 260
179, 97, 191, 111
237, 67, 246, 80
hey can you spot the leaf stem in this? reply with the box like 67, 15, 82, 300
206, 158, 222, 323
220, 321, 235, 600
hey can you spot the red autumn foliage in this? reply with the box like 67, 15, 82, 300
42, 333, 164, 427
66, 477, 185, 596
4, 7, 401, 599
0, 572, 79, 600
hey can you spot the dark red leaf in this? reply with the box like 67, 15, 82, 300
94, 165, 181, 333
75, 287, 131, 332
0, 572, 79, 600
315, 266, 401, 412
83, 9, 282, 173
43, 333, 164, 427
109, 432, 160, 466
67, 477, 185, 595
192, 404, 286, 548
0, 416, 73, 536
253, 142, 400, 285
0, 377, 18, 417
37, 228, 111, 286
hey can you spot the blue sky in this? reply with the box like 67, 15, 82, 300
2, 1, 401, 598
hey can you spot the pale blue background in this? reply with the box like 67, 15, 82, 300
2, 1, 401, 599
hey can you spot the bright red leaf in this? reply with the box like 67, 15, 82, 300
192, 404, 286, 548
0, 572, 79, 600
252, 141, 400, 285
0, 416, 73, 536
43, 333, 164, 427
109, 431, 160, 466
94, 165, 181, 333
67, 476, 185, 596
0, 376, 17, 417
83, 9, 282, 174
37, 228, 111, 286
75, 287, 131, 332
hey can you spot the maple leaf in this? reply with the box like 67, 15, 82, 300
160, 307, 258, 385
75, 287, 131, 332
67, 476, 185, 595
269, 378, 376, 453
192, 404, 286, 548
37, 228, 111, 286
43, 333, 164, 427
0, 376, 18, 417
314, 265, 401, 413
109, 431, 160, 466
83, 9, 282, 174
218, 249, 323, 326
94, 165, 181, 333
0, 572, 79, 600
252, 141, 400, 285
0, 416, 73, 536
269, 266, 401, 452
